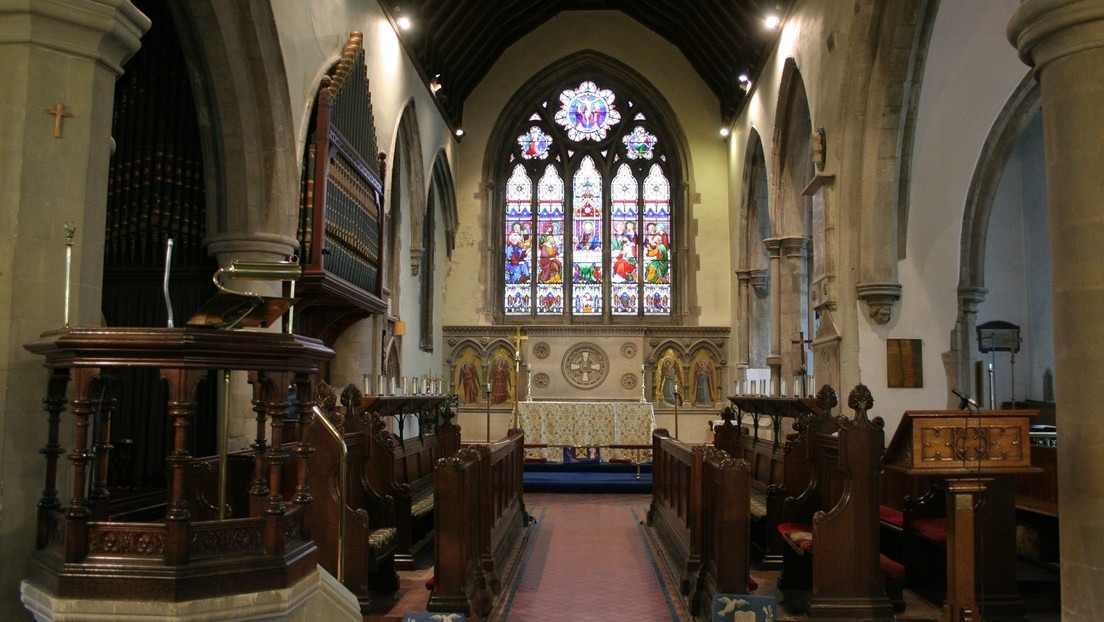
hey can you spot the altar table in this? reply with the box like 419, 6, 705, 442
517, 401, 656, 462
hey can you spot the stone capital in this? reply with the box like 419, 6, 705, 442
0, 0, 150, 75
762, 237, 783, 257
779, 236, 809, 257
1010, 0, 1104, 72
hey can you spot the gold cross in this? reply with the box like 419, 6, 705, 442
47, 103, 72, 138
512, 326, 529, 363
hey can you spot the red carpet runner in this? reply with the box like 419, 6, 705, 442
495, 493, 687, 621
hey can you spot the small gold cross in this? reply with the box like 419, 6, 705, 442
47, 103, 72, 138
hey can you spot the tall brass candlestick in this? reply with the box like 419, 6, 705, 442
63, 222, 76, 328
526, 364, 532, 403
639, 365, 647, 403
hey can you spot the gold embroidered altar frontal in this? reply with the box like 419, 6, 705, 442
518, 401, 656, 462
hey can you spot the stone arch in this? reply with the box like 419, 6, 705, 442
768, 60, 815, 385
420, 151, 458, 352
949, 75, 1042, 396
168, 1, 300, 259
736, 129, 772, 373
395, 101, 428, 277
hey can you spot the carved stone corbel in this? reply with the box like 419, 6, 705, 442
856, 282, 902, 325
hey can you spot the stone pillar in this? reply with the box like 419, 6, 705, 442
780, 236, 810, 384
1009, 2, 1104, 618
763, 238, 783, 391
0, 0, 149, 615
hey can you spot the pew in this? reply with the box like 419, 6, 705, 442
648, 428, 753, 617
357, 394, 462, 570
714, 396, 820, 569
428, 429, 529, 616
774, 384, 900, 618
901, 475, 1029, 618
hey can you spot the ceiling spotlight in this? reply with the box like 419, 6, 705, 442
430, 74, 442, 94
738, 73, 750, 84
396, 16, 412, 30
454, 128, 465, 138
719, 127, 731, 138
764, 13, 781, 29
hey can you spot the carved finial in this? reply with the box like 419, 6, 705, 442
815, 384, 838, 412
848, 383, 874, 412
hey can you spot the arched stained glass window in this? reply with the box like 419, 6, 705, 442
499, 76, 678, 321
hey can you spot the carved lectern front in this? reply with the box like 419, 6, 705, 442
884, 410, 1038, 622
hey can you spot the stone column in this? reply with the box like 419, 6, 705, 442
780, 236, 810, 385
0, 0, 149, 614
763, 238, 783, 391
1009, 2, 1104, 618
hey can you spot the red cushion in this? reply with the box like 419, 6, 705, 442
910, 517, 948, 543
879, 505, 904, 528
777, 522, 814, 552
524, 457, 548, 463
609, 457, 633, 463
880, 554, 906, 580
749, 576, 758, 591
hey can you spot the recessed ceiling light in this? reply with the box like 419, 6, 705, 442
396, 16, 412, 30
765, 14, 781, 29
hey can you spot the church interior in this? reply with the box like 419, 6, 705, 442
1, 0, 1100, 619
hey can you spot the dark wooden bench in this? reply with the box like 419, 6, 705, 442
714, 395, 821, 569
356, 393, 461, 570
774, 384, 901, 618
648, 428, 753, 617
428, 429, 529, 616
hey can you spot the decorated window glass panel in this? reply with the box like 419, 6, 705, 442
500, 77, 676, 321
610, 164, 639, 315
518, 126, 553, 160
643, 164, 671, 315
536, 166, 565, 315
554, 81, 621, 142
571, 156, 603, 315
623, 126, 658, 160
504, 165, 534, 315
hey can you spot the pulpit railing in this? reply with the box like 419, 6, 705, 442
23, 327, 333, 601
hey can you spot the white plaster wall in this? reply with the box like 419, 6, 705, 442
866, 0, 1028, 434
446, 11, 731, 327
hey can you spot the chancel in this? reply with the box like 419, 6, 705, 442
2, 0, 1093, 620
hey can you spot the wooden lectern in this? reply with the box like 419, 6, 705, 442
884, 410, 1038, 622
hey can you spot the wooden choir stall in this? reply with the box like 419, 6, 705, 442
884, 408, 1039, 622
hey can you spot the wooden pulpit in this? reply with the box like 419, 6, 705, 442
884, 409, 1039, 622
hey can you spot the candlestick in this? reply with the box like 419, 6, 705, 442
63, 222, 76, 328
526, 364, 532, 402
640, 365, 647, 403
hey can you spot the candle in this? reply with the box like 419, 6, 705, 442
780, 378, 787, 397
363, 374, 371, 394
485, 382, 492, 394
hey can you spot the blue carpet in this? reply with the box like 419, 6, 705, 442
523, 462, 652, 493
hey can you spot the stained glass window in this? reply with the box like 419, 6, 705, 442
501, 78, 676, 321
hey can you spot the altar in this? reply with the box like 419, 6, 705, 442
517, 401, 656, 462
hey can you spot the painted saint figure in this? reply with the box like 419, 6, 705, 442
460, 361, 481, 405
694, 358, 716, 406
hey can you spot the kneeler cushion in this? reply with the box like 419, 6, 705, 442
777, 522, 814, 553
711, 593, 777, 621
910, 516, 948, 543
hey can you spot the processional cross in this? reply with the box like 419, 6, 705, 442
511, 326, 529, 424
791, 331, 813, 396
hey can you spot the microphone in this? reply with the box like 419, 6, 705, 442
951, 388, 980, 411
